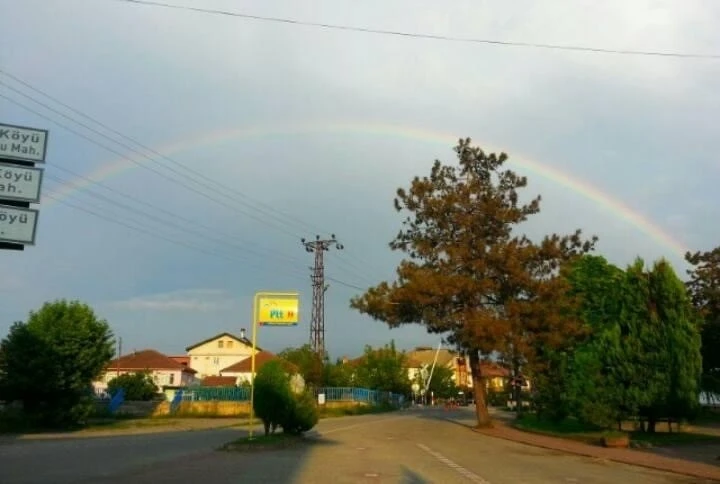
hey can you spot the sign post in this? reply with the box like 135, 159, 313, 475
0, 122, 47, 250
248, 291, 300, 440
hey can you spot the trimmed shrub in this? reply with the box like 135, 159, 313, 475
282, 391, 319, 435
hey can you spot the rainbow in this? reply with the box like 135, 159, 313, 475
44, 121, 689, 258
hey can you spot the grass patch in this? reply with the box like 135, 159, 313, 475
514, 414, 605, 445
219, 432, 309, 452
513, 413, 720, 447
319, 404, 397, 419
82, 418, 187, 432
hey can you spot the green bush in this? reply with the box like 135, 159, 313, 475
107, 372, 158, 401
253, 361, 295, 436
282, 391, 319, 435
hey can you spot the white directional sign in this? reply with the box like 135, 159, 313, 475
0, 204, 39, 245
0, 163, 43, 203
0, 123, 48, 163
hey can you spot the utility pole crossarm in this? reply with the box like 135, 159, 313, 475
301, 234, 344, 356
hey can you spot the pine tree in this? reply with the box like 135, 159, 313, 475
350, 139, 595, 427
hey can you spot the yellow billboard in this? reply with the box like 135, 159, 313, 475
257, 295, 299, 326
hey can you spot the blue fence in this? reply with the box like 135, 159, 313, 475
168, 386, 402, 406
314, 387, 404, 407
177, 386, 251, 402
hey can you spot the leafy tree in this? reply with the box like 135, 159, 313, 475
685, 247, 720, 400
424, 365, 457, 399
640, 259, 701, 430
278, 344, 325, 387
107, 372, 158, 401
253, 360, 294, 436
352, 341, 410, 395
563, 257, 701, 431
563, 256, 646, 426
323, 358, 353, 387
0, 300, 114, 428
350, 139, 595, 426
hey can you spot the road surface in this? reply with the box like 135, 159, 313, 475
0, 408, 711, 483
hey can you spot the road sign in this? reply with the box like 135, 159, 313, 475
0, 123, 49, 163
257, 294, 300, 326
0, 163, 43, 203
0, 204, 39, 245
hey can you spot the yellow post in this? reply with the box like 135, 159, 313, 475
248, 293, 259, 440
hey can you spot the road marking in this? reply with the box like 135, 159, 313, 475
416, 443, 490, 483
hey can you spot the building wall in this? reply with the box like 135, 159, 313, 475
187, 337, 256, 378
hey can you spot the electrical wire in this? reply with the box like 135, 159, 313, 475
43, 186, 367, 291
0, 72, 386, 281
110, 0, 720, 60
42, 183, 367, 290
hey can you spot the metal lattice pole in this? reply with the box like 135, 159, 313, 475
301, 234, 343, 355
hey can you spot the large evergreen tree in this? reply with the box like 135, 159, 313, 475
562, 257, 701, 431
686, 247, 720, 401
350, 139, 595, 426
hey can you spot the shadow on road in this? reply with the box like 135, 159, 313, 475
400, 465, 431, 483
87, 434, 342, 484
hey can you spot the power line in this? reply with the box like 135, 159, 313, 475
110, 0, 720, 60
0, 83, 301, 239
43, 186, 367, 290
0, 69, 326, 238
43, 172, 304, 267
0, 71, 386, 282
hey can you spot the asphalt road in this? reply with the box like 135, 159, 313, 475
0, 408, 712, 484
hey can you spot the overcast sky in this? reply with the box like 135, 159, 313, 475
0, 0, 718, 359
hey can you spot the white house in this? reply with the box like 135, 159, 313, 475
93, 349, 198, 394
185, 330, 259, 379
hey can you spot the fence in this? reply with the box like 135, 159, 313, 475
314, 387, 404, 407
168, 386, 402, 406
176, 386, 250, 402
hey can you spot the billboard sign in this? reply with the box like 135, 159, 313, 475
0, 163, 43, 203
0, 204, 39, 245
0, 123, 49, 163
257, 294, 300, 326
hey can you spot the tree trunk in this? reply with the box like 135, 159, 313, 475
469, 350, 493, 428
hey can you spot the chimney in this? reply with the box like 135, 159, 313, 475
240, 328, 246, 339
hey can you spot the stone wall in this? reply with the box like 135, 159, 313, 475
152, 401, 251, 417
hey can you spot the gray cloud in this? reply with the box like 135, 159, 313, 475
0, 0, 718, 357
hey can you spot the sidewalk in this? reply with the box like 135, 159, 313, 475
448, 409, 720, 481
0, 418, 252, 442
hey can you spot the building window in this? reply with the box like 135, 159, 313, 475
169, 373, 175, 385
213, 357, 220, 365
218, 340, 224, 348
227, 340, 233, 348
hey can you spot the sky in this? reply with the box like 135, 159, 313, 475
0, 0, 718, 360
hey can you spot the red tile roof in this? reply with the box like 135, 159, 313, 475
106, 349, 196, 373
220, 351, 298, 373
169, 356, 190, 366
201, 376, 237, 387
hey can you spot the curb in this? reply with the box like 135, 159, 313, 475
468, 424, 720, 482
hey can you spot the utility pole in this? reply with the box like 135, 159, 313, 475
301, 234, 343, 355
116, 337, 122, 377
